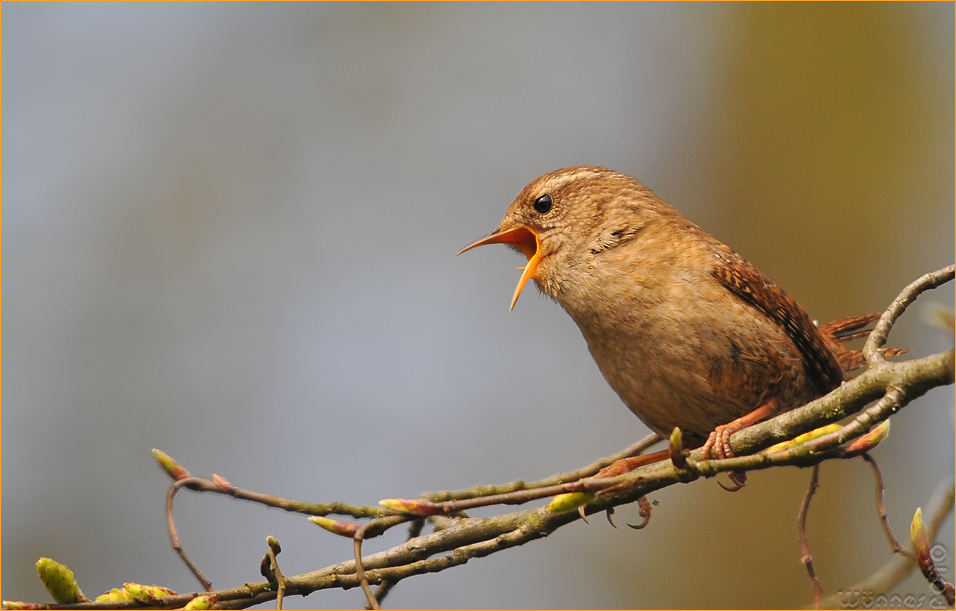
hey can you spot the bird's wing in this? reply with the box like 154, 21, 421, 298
710, 249, 844, 395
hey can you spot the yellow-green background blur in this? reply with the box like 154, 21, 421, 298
3, 3, 953, 608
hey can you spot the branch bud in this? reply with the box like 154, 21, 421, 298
309, 515, 362, 537
212, 473, 234, 492
547, 492, 595, 514
669, 427, 688, 469
35, 557, 88, 604
94, 588, 135, 602
379, 497, 440, 516
150, 449, 191, 481
765, 423, 841, 454
184, 594, 218, 609
122, 583, 177, 603
1, 601, 43, 609
910, 507, 929, 555
842, 420, 891, 458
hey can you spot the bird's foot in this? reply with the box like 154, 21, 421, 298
700, 398, 782, 491
701, 426, 747, 490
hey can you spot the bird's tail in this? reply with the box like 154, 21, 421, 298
818, 313, 907, 373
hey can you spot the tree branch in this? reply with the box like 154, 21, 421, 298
815, 478, 955, 610
5, 266, 953, 611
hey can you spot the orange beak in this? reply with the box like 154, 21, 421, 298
458, 226, 541, 310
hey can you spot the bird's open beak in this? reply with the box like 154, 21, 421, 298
458, 226, 541, 310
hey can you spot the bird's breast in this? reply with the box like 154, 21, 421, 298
559, 271, 814, 444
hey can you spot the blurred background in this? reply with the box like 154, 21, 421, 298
3, 3, 953, 608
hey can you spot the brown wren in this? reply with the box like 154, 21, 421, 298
460, 166, 877, 467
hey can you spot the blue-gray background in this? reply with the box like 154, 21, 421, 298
3, 3, 954, 608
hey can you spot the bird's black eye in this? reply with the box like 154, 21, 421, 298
533, 193, 553, 214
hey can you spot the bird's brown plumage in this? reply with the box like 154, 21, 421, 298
462, 166, 852, 447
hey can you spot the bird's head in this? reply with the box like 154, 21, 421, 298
459, 166, 657, 309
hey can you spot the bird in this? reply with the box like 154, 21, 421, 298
459, 166, 889, 479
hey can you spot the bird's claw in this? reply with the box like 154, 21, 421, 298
626, 496, 653, 529
717, 471, 747, 491
703, 425, 747, 491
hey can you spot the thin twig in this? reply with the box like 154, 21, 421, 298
380, 361, 949, 519
916, 543, 955, 606
798, 465, 823, 609
354, 524, 380, 610
160, 472, 395, 589
18, 401, 953, 611
167, 475, 387, 519
262, 538, 287, 610
861, 453, 914, 558
727, 351, 952, 460
749, 386, 906, 470
368, 520, 424, 609
815, 478, 955, 610
864, 264, 955, 366
166, 478, 214, 591
11, 266, 953, 611
421, 433, 662, 503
